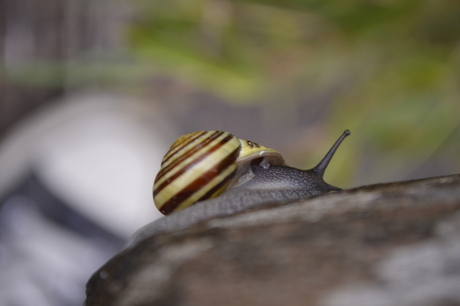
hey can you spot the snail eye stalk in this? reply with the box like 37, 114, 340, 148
312, 130, 350, 177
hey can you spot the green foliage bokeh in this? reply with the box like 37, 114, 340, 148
129, 0, 460, 185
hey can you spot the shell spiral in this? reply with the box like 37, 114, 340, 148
153, 131, 241, 215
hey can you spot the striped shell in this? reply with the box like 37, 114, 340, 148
153, 130, 284, 215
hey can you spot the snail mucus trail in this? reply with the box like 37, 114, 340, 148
128, 130, 350, 247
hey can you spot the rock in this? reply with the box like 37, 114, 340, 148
85, 174, 460, 306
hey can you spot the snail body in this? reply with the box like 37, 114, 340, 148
128, 130, 350, 247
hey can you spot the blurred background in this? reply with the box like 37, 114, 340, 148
0, 0, 459, 305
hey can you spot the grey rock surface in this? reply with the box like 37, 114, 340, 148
85, 174, 460, 306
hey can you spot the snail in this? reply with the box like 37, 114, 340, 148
128, 129, 350, 247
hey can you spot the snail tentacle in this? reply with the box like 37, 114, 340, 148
312, 130, 350, 177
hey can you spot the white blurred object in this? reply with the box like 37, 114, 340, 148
0, 92, 173, 238
0, 195, 105, 306
0, 92, 175, 305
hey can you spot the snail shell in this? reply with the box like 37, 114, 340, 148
153, 130, 284, 215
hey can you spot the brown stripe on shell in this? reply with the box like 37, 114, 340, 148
194, 168, 237, 203
155, 131, 225, 182
161, 131, 207, 166
157, 144, 240, 215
